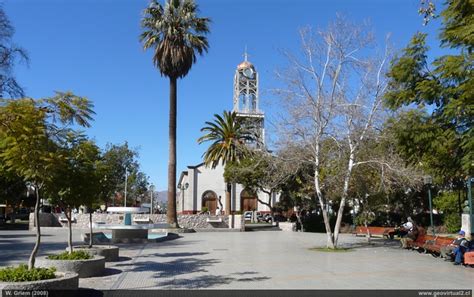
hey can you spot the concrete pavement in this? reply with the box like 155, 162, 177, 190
0, 229, 473, 290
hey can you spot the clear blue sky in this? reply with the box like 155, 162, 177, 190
4, 0, 445, 191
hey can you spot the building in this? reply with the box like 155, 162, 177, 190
177, 54, 278, 215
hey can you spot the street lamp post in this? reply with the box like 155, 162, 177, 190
467, 176, 473, 236
150, 184, 155, 215
124, 169, 128, 207
423, 175, 435, 236
177, 182, 189, 213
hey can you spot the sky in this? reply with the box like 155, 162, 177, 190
3, 0, 446, 191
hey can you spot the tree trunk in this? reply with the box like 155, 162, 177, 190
65, 208, 73, 254
28, 185, 41, 270
315, 172, 335, 248
225, 182, 231, 215
295, 207, 304, 232
333, 154, 354, 247
89, 211, 93, 248
364, 217, 371, 244
167, 76, 179, 228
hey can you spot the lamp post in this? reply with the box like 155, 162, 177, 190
423, 175, 435, 236
177, 182, 189, 213
124, 168, 128, 207
150, 184, 155, 215
467, 176, 473, 236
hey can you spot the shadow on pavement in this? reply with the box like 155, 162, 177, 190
115, 256, 133, 262
0, 222, 29, 231
156, 274, 271, 289
115, 257, 221, 277
147, 252, 209, 258
342, 238, 402, 249
101, 268, 123, 277
0, 233, 51, 238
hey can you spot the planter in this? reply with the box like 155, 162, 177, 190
0, 272, 78, 290
69, 245, 119, 262
36, 256, 105, 278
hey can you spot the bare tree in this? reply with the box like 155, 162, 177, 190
0, 5, 28, 98
273, 16, 395, 248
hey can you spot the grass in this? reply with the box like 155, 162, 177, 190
47, 250, 92, 260
0, 264, 56, 282
309, 247, 352, 252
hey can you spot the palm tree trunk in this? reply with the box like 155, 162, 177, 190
167, 76, 179, 228
28, 185, 41, 270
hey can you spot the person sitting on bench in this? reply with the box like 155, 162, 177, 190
452, 230, 470, 265
400, 217, 419, 249
441, 230, 468, 261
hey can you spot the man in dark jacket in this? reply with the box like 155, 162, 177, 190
452, 230, 470, 265
441, 230, 468, 261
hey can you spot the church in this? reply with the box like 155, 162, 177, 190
177, 55, 279, 215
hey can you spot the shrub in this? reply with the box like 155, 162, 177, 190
444, 213, 461, 233
47, 250, 92, 260
0, 264, 56, 282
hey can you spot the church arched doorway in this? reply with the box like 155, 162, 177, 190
240, 189, 257, 211
201, 191, 217, 215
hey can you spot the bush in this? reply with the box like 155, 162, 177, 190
47, 250, 92, 260
444, 213, 461, 233
0, 264, 56, 282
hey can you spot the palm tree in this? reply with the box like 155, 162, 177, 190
198, 111, 253, 215
140, 0, 210, 228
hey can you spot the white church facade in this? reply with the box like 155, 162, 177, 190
177, 55, 279, 215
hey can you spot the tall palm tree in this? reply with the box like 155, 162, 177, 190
198, 111, 253, 215
140, 0, 210, 228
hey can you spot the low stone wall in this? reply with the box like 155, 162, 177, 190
29, 213, 230, 230
36, 256, 105, 278
0, 272, 78, 290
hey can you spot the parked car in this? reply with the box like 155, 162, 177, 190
262, 213, 273, 223
244, 211, 253, 221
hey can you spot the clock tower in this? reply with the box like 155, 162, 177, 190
233, 52, 265, 148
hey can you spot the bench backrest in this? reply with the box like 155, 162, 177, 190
434, 236, 454, 246
356, 226, 395, 235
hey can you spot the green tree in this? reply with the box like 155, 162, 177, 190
433, 191, 462, 233
0, 93, 94, 269
140, 0, 210, 228
98, 143, 148, 207
47, 133, 101, 253
385, 1, 473, 183
224, 151, 295, 220
198, 111, 253, 215
0, 172, 28, 210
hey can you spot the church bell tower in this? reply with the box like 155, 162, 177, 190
233, 52, 265, 148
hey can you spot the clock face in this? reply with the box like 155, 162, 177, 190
243, 67, 254, 79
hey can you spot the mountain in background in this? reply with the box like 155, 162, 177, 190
154, 191, 168, 203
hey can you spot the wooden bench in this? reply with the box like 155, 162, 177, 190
407, 234, 437, 250
423, 236, 454, 255
464, 251, 474, 265
355, 226, 395, 239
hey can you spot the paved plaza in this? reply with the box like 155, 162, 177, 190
0, 228, 473, 290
